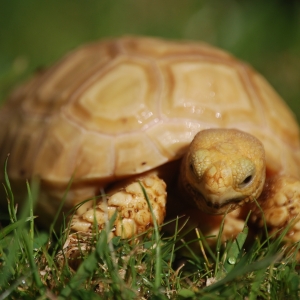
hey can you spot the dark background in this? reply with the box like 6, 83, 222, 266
0, 0, 299, 122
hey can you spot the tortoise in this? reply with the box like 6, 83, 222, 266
0, 36, 300, 248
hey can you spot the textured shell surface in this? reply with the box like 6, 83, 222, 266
0, 36, 299, 186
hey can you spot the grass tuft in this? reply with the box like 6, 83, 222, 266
0, 172, 300, 299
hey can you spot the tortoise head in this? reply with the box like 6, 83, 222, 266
180, 128, 266, 214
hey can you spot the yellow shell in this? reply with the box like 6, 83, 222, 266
0, 36, 299, 215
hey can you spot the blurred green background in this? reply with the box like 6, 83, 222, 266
0, 0, 299, 122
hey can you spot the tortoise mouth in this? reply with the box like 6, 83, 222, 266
203, 196, 246, 214
205, 196, 244, 209
186, 183, 247, 214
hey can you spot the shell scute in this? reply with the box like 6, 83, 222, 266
0, 36, 299, 185
160, 60, 261, 127
253, 73, 300, 148
114, 133, 167, 176
66, 57, 159, 135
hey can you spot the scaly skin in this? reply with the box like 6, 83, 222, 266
250, 176, 300, 243
69, 174, 167, 239
180, 128, 266, 214
179, 128, 300, 250
61, 174, 167, 267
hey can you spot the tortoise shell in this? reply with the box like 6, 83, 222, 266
0, 36, 299, 196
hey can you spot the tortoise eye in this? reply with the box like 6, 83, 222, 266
243, 175, 252, 184
189, 163, 196, 176
239, 175, 253, 188
189, 163, 194, 171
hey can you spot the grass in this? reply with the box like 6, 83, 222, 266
1, 167, 300, 299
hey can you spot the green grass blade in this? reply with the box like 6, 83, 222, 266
25, 178, 39, 243
49, 174, 75, 237
22, 229, 45, 293
222, 226, 248, 274
139, 181, 162, 294
3, 155, 17, 223
204, 254, 278, 293
0, 217, 36, 240
58, 244, 99, 298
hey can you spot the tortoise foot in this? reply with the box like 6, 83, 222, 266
251, 176, 300, 243
69, 173, 167, 239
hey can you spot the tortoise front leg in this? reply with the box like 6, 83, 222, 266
70, 173, 167, 239
58, 174, 167, 267
250, 176, 300, 245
